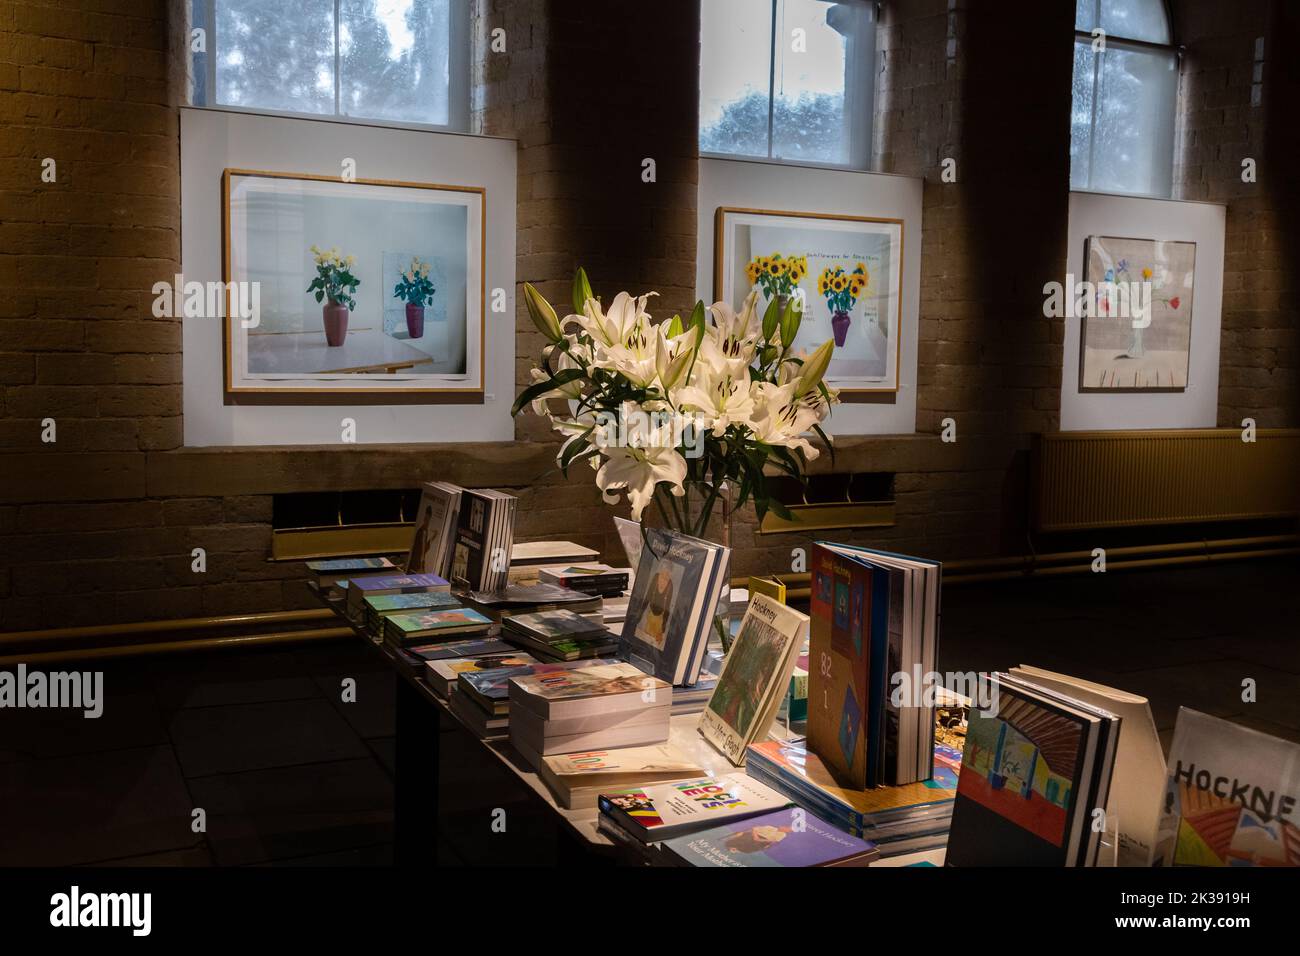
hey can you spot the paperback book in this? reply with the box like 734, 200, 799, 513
459, 658, 614, 717
382, 607, 492, 646
450, 489, 517, 592
364, 590, 461, 636
306, 556, 397, 588
619, 527, 729, 686
405, 481, 462, 578
598, 774, 791, 843
699, 594, 807, 766
425, 652, 539, 698
1156, 708, 1300, 867
345, 572, 450, 619
392, 637, 514, 675
662, 807, 879, 868
537, 745, 706, 810
509, 661, 671, 721
511, 702, 671, 762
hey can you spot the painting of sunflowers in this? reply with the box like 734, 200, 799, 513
717, 207, 903, 393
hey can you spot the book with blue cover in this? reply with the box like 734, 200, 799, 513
346, 571, 450, 618
663, 806, 878, 867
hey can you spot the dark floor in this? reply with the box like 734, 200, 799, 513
2, 557, 1297, 867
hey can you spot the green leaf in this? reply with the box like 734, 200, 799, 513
812, 423, 835, 466
510, 367, 585, 417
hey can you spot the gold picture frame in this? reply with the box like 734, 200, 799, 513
222, 168, 486, 403
714, 206, 905, 396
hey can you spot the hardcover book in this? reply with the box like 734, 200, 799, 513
619, 527, 729, 686
945, 673, 1119, 867
699, 594, 807, 766
663, 807, 879, 868
405, 481, 462, 578
598, 774, 791, 842
1156, 708, 1300, 867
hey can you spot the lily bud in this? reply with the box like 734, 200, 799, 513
796, 339, 835, 396
665, 314, 683, 338
780, 298, 803, 352
572, 267, 594, 315
524, 282, 563, 343
762, 297, 781, 342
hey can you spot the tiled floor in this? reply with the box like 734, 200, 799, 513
1, 557, 1296, 866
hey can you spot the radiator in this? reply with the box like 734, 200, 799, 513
1033, 429, 1300, 532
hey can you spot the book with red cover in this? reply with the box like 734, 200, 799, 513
807, 543, 874, 789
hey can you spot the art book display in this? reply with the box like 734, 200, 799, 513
1156, 708, 1300, 867
946, 673, 1119, 867
620, 527, 730, 686
1080, 234, 1196, 391
450, 489, 517, 591
699, 593, 807, 765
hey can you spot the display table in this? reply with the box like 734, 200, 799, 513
248, 328, 435, 374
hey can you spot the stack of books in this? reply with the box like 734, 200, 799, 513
508, 661, 672, 768
405, 481, 462, 578
451, 658, 614, 738
508, 541, 601, 583
668, 676, 717, 716
596, 773, 790, 845
345, 571, 450, 621
534, 745, 706, 810
390, 636, 514, 676
382, 606, 492, 647
502, 609, 618, 661
306, 556, 397, 591
808, 542, 941, 787
450, 489, 517, 591
426, 651, 539, 697
538, 563, 631, 598
745, 738, 958, 857
463, 583, 603, 632
619, 527, 730, 686
362, 590, 461, 638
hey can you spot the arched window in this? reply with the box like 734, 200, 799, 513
1070, 0, 1179, 196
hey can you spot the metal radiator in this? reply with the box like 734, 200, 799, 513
1033, 429, 1300, 532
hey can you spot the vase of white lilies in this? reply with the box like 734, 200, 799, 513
513, 269, 839, 647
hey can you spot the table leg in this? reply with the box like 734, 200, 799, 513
393, 673, 439, 865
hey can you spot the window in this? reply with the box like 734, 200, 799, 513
700, 0, 877, 169
1070, 0, 1178, 196
189, 0, 469, 130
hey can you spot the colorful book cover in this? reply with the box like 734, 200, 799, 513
598, 775, 790, 840
460, 659, 609, 704
428, 654, 537, 683
511, 661, 668, 704
946, 680, 1097, 867
505, 609, 610, 642
405, 637, 514, 662
365, 591, 460, 615
1157, 708, 1300, 867
664, 807, 877, 867
353, 572, 449, 593
307, 557, 395, 573
807, 544, 874, 788
386, 607, 491, 635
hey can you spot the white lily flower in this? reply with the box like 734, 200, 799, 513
707, 289, 762, 361
592, 411, 687, 521
748, 380, 830, 458
568, 291, 656, 348
527, 351, 586, 416
675, 358, 756, 436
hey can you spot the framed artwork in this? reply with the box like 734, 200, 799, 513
715, 207, 904, 394
222, 169, 485, 400
1081, 235, 1195, 392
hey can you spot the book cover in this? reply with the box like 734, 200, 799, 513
365, 591, 461, 615
663, 807, 878, 867
504, 609, 610, 643
807, 543, 874, 788
509, 661, 669, 719
405, 481, 461, 577
1157, 708, 1300, 867
699, 594, 807, 765
426, 653, 538, 694
307, 556, 395, 574
460, 659, 610, 710
406, 637, 515, 662
619, 527, 723, 685
598, 775, 790, 842
450, 490, 516, 592
946, 676, 1111, 867
385, 607, 491, 637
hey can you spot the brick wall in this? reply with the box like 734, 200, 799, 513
0, 0, 1296, 633
1174, 0, 1300, 428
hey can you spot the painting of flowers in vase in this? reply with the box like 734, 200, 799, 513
716, 207, 903, 393
1081, 235, 1196, 391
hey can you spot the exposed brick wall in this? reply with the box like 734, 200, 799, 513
0, 0, 1295, 634
1173, 0, 1300, 428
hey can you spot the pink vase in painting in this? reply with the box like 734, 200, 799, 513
831, 309, 851, 347
405, 302, 425, 339
323, 302, 349, 347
